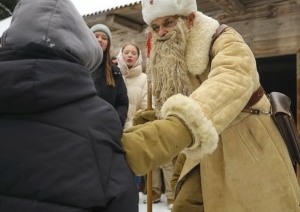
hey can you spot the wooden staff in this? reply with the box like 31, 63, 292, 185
145, 31, 153, 212
146, 80, 153, 212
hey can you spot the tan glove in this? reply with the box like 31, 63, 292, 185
123, 121, 150, 133
132, 109, 157, 126
121, 116, 193, 175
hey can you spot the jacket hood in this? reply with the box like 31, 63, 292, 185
0, 43, 98, 114
1, 0, 102, 72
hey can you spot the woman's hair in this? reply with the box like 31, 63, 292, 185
121, 43, 140, 56
104, 39, 115, 87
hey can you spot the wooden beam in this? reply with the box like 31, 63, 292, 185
212, 4, 276, 23
227, 10, 300, 57
211, 0, 300, 23
110, 4, 141, 14
106, 14, 143, 33
297, 50, 300, 133
209, 0, 245, 14
296, 50, 300, 186
84, 12, 108, 27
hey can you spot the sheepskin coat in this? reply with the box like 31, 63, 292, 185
123, 12, 300, 212
160, 12, 300, 212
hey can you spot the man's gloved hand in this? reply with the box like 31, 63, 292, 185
132, 109, 157, 126
122, 116, 193, 175
123, 121, 151, 133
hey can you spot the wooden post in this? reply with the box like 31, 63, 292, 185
296, 50, 300, 185
146, 80, 153, 212
146, 31, 153, 212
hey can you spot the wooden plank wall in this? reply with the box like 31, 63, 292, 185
223, 1, 300, 58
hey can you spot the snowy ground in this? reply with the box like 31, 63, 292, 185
138, 192, 170, 212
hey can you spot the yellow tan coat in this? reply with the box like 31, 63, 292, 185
122, 12, 300, 212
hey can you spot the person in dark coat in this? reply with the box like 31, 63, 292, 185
0, 0, 138, 212
90, 24, 129, 127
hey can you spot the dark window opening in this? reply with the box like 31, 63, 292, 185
256, 54, 297, 119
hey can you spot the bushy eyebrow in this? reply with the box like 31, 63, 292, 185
151, 17, 173, 27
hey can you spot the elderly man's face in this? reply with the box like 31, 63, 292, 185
150, 13, 195, 37
150, 16, 180, 36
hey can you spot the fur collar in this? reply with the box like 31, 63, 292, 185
186, 12, 219, 75
123, 64, 143, 78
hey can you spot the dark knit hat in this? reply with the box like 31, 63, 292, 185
90, 24, 112, 41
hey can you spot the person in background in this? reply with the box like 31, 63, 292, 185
117, 43, 148, 192
90, 24, 128, 127
111, 56, 118, 65
121, 0, 300, 211
0, 0, 138, 211
117, 43, 148, 129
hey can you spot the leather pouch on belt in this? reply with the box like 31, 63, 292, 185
269, 92, 300, 170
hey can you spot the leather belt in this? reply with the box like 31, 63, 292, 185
244, 86, 265, 108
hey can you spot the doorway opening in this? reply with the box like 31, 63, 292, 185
256, 54, 297, 119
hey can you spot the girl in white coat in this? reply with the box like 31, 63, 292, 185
117, 44, 148, 129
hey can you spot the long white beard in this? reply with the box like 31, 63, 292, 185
148, 19, 191, 112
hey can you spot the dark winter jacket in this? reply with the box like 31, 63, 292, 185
92, 58, 129, 127
0, 0, 138, 212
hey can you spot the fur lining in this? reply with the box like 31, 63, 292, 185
186, 12, 219, 75
160, 94, 219, 160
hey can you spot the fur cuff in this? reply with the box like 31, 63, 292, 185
160, 94, 219, 160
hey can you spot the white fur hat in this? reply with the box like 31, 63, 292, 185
142, 0, 197, 25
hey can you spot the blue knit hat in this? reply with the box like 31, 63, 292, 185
90, 24, 112, 41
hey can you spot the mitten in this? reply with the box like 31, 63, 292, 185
121, 116, 193, 175
123, 121, 151, 133
132, 109, 157, 126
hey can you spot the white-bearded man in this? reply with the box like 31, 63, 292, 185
121, 0, 300, 211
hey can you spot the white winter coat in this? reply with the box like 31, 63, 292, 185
118, 50, 148, 128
